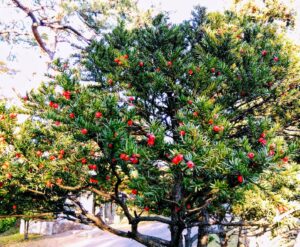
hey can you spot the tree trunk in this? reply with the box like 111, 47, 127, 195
197, 210, 209, 247
170, 168, 184, 247
185, 227, 192, 247
219, 231, 228, 247
197, 226, 208, 247
24, 220, 29, 240
170, 223, 184, 247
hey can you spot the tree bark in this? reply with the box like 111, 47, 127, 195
24, 220, 29, 240
185, 227, 195, 247
170, 171, 184, 247
219, 231, 229, 247
197, 226, 208, 247
197, 210, 209, 247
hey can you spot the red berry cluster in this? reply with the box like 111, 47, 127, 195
62, 91, 71, 100
120, 153, 140, 164
49, 101, 59, 109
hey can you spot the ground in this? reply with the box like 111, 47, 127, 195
5, 222, 172, 247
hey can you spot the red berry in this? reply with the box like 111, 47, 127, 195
55, 121, 61, 126
147, 134, 156, 146
81, 128, 88, 135
130, 157, 139, 164
213, 125, 221, 132
106, 175, 110, 181
269, 143, 276, 150
172, 154, 184, 165
258, 137, 267, 145
179, 130, 186, 136
0, 182, 4, 188
12, 205, 17, 210
56, 178, 63, 185
9, 113, 17, 119
81, 158, 87, 164
127, 119, 133, 126
282, 157, 289, 163
260, 133, 266, 138
208, 119, 214, 125
139, 61, 144, 67
144, 206, 150, 212
269, 150, 275, 156
108, 79, 113, 85
188, 69, 193, 75
95, 112, 102, 118
186, 204, 191, 209
193, 112, 199, 117
49, 155, 56, 161
187, 161, 195, 169
273, 56, 279, 62
53, 103, 59, 109
124, 54, 129, 59
120, 153, 130, 161
6, 173, 12, 179
128, 96, 134, 101
46, 180, 53, 188
261, 50, 267, 56
89, 178, 98, 184
132, 189, 138, 195
69, 113, 75, 119
167, 61, 172, 66
114, 58, 120, 63
59, 150, 65, 155
36, 150, 43, 157
211, 68, 215, 73
108, 143, 114, 149
187, 100, 193, 105
175, 206, 181, 212
62, 91, 71, 100
237, 175, 243, 184
15, 153, 21, 159
88, 164, 97, 170
247, 152, 255, 159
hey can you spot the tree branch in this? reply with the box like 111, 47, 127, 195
11, 0, 54, 59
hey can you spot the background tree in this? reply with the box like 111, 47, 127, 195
0, 2, 299, 247
0, 0, 152, 60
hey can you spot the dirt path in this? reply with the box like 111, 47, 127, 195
8, 222, 173, 247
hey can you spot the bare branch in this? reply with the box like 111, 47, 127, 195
11, 0, 54, 59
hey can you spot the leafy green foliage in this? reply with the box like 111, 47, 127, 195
0, 218, 16, 234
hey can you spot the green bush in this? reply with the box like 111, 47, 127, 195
0, 218, 16, 234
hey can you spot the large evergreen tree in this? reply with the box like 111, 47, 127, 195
0, 2, 299, 247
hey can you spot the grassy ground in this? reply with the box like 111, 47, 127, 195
0, 227, 42, 246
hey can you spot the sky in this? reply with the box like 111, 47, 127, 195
0, 0, 299, 102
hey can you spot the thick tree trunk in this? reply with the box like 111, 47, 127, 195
170, 224, 184, 247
